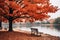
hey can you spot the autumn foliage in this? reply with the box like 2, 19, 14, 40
0, 0, 58, 22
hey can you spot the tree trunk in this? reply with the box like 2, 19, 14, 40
0, 21, 1, 27
0, 21, 2, 29
8, 20, 13, 31
8, 7, 14, 31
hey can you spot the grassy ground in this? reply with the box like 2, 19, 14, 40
0, 31, 60, 40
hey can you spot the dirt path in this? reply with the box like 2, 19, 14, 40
0, 31, 60, 40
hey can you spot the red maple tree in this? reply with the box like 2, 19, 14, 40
0, 0, 58, 31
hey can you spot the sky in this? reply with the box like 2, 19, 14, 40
48, 0, 60, 19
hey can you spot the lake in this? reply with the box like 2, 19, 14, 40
2, 22, 60, 37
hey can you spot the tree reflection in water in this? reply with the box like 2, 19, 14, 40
53, 24, 60, 31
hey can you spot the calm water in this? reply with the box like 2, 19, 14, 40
19, 26, 60, 37
2, 22, 60, 37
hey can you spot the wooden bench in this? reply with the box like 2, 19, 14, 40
31, 28, 41, 36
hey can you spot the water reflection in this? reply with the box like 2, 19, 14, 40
19, 24, 60, 37
2, 22, 60, 37
53, 24, 60, 31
